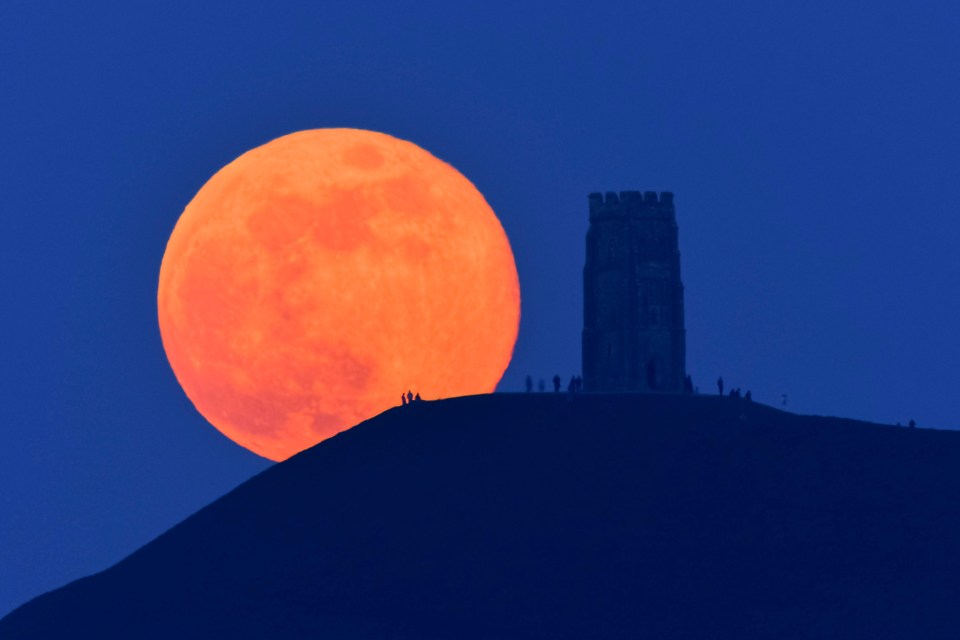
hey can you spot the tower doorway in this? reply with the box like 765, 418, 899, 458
646, 357, 663, 391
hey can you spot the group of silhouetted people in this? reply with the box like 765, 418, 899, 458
717, 377, 751, 402
400, 390, 422, 406
524, 375, 582, 393
731, 389, 751, 401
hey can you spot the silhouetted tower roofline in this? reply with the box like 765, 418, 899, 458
582, 190, 686, 392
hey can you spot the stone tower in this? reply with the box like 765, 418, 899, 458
582, 191, 686, 392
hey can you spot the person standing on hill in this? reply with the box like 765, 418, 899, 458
553, 375, 561, 392
717, 377, 724, 396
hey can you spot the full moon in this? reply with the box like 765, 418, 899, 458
158, 129, 520, 461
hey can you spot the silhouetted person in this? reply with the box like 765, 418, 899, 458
525, 375, 533, 393
909, 419, 916, 429
553, 375, 561, 392
744, 390, 752, 402
717, 377, 724, 396
574, 376, 583, 391
415, 392, 422, 402
568, 376, 576, 393
401, 393, 407, 406
407, 390, 414, 404
538, 379, 545, 392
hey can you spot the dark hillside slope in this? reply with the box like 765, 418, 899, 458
4, 394, 960, 639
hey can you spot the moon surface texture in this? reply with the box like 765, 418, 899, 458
158, 129, 520, 461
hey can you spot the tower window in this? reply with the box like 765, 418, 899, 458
605, 240, 616, 264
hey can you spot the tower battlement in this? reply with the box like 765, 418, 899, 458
583, 190, 686, 393
588, 190, 675, 221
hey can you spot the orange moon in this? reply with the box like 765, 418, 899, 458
157, 129, 520, 461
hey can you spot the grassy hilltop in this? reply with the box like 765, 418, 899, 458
3, 393, 960, 639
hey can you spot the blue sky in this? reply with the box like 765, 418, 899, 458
2, 0, 959, 617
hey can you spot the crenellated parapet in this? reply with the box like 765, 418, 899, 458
588, 190, 675, 221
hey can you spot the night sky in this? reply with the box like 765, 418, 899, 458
3, 0, 959, 618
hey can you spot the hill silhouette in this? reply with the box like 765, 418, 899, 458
3, 393, 960, 639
